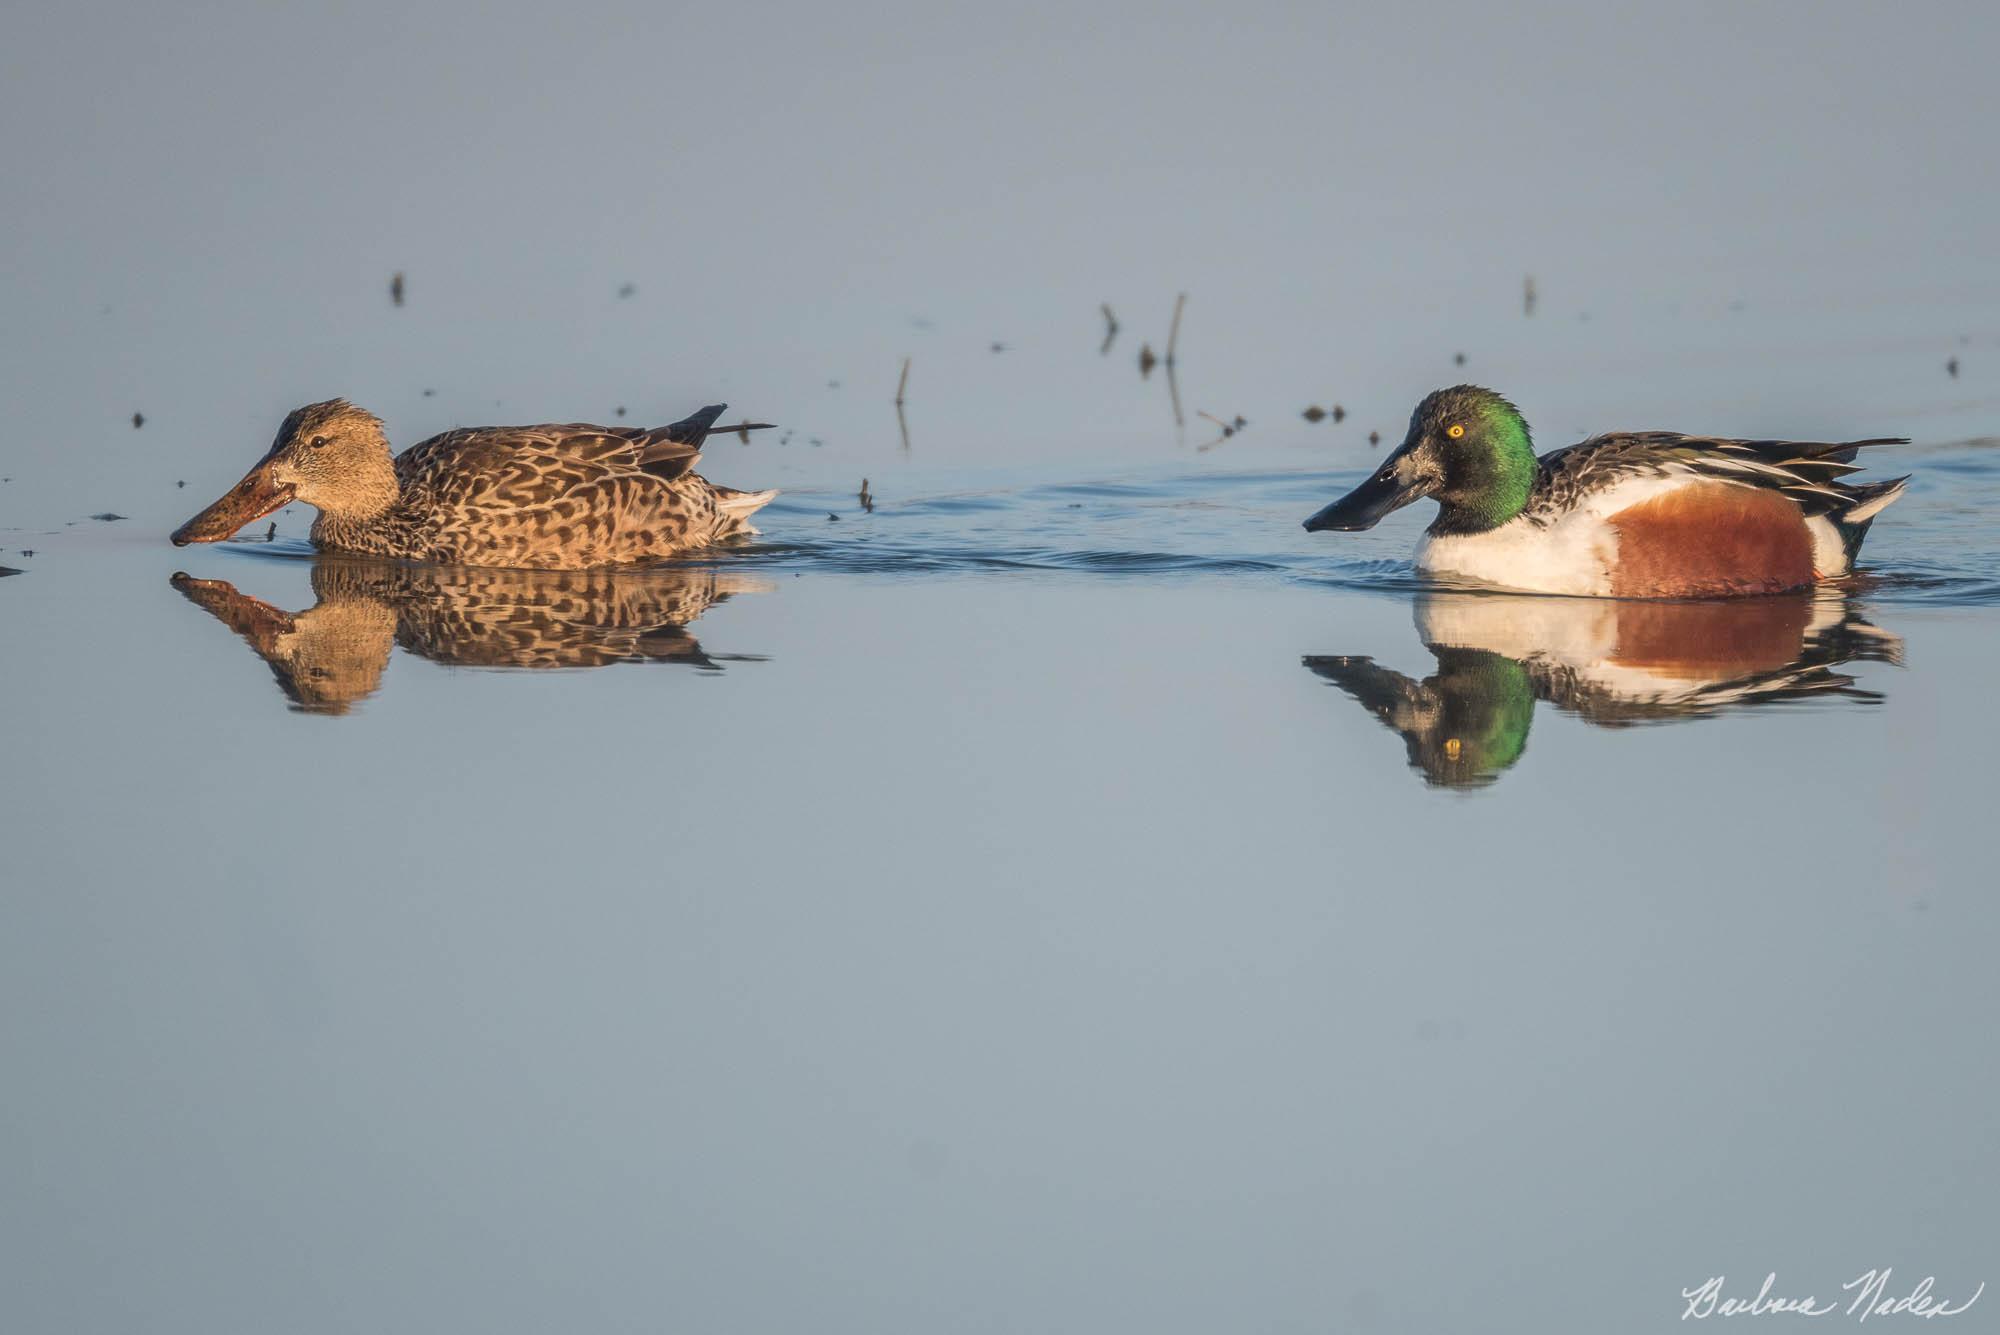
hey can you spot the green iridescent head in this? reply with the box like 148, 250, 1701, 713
1303, 385, 1538, 537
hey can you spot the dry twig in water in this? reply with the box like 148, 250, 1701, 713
1195, 411, 1246, 451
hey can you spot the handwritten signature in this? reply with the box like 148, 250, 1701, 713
1683, 1271, 1984, 1321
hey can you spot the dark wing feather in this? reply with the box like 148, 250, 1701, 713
617, 405, 725, 481
1533, 432, 1906, 520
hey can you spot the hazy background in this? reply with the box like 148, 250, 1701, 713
3, 3, 1998, 1333
3, 0, 1998, 511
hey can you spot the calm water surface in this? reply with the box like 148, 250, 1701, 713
4, 401, 1998, 1332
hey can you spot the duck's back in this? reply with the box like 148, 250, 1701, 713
317, 422, 772, 569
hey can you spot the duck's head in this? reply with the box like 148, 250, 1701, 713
172, 399, 396, 545
1303, 385, 1537, 536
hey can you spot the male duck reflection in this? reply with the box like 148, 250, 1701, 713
1306, 593, 1900, 788
1303, 386, 1908, 596
171, 561, 768, 713
173, 401, 775, 569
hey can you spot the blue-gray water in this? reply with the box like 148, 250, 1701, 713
5, 2, 2000, 1331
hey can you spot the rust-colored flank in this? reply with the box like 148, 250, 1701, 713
1608, 483, 1816, 598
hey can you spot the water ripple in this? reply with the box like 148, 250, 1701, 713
154, 452, 2000, 607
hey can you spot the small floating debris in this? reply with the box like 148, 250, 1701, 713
990, 341, 1008, 353
615, 405, 626, 417
1196, 412, 1248, 452
809, 437, 824, 447
859, 479, 873, 512
20, 549, 36, 557
132, 411, 145, 429
390, 271, 405, 306
176, 479, 186, 488
1165, 292, 1186, 367
1524, 275, 1537, 317
827, 512, 840, 522
1100, 303, 1119, 355
1137, 342, 1157, 377
1369, 431, 1382, 446
422, 388, 437, 397
1303, 405, 1327, 422
1453, 352, 1466, 366
617, 282, 636, 299
90, 512, 128, 522
828, 379, 842, 389
1947, 357, 1959, 379
894, 357, 911, 407
265, 522, 276, 541
1332, 404, 1346, 423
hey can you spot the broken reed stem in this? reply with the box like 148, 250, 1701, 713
1165, 292, 1186, 365
895, 357, 911, 406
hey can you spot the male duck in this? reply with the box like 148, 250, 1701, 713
1303, 386, 1908, 597
173, 400, 776, 570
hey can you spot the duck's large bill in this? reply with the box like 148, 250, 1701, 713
171, 460, 294, 546
1302, 455, 1437, 532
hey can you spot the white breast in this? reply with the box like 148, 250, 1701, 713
1415, 508, 1619, 597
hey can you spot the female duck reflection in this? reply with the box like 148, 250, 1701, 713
1305, 592, 1900, 788
171, 560, 769, 713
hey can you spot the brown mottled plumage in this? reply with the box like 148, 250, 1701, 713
172, 400, 777, 569
170, 561, 770, 713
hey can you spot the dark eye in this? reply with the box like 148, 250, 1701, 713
310, 435, 329, 449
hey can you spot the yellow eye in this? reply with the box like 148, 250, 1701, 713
1446, 424, 1465, 439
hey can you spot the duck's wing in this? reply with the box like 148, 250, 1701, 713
397, 406, 780, 490
1531, 432, 1906, 520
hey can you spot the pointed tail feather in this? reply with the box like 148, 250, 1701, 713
1843, 475, 1908, 525
661, 404, 779, 444
1836, 475, 1908, 562
713, 486, 779, 532
663, 404, 728, 443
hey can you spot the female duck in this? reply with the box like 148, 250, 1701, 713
172, 400, 775, 570
1303, 386, 1907, 597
